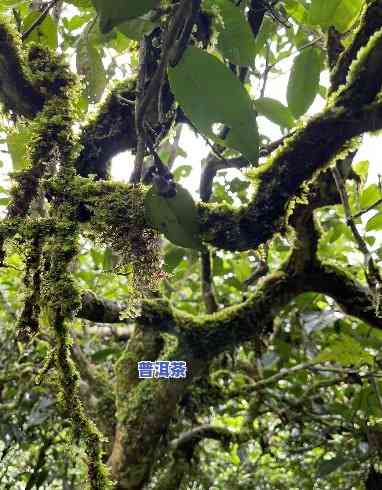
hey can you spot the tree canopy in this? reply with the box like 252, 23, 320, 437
1, 0, 382, 489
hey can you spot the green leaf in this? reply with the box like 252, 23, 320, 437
168, 46, 259, 162
117, 18, 156, 40
254, 97, 295, 128
164, 247, 185, 272
360, 184, 380, 208
353, 159, 369, 181
76, 37, 107, 102
307, 0, 363, 32
229, 444, 241, 465
315, 334, 374, 366
332, 0, 363, 33
216, 0, 256, 65
0, 197, 10, 206
173, 165, 192, 181
307, 0, 342, 28
7, 124, 32, 171
287, 47, 322, 118
254, 17, 275, 55
0, 0, 26, 10
284, 0, 308, 23
145, 184, 202, 249
366, 212, 382, 232
22, 12, 57, 50
91, 0, 158, 33
233, 257, 251, 282
317, 455, 347, 478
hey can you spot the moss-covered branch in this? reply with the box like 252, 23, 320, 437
331, 0, 382, 91
199, 97, 382, 251
0, 19, 43, 116
133, 258, 382, 358
71, 344, 116, 454
75, 80, 137, 179
6, 45, 78, 219
79, 290, 129, 324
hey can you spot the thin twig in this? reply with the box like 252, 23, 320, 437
332, 165, 381, 295
369, 374, 382, 412
264, 37, 322, 75
351, 198, 382, 220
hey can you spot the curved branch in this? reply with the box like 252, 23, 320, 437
200, 97, 382, 251
75, 80, 137, 178
171, 424, 234, 452
331, 0, 382, 92
78, 290, 129, 324
136, 258, 382, 358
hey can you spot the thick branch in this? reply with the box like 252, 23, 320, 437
75, 80, 137, 179
0, 20, 43, 116
171, 424, 234, 452
136, 258, 382, 358
79, 290, 129, 324
331, 0, 382, 92
199, 99, 382, 251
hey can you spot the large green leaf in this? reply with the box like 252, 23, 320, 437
332, 0, 363, 33
254, 97, 295, 128
168, 46, 259, 162
308, 0, 363, 32
287, 47, 322, 118
284, 0, 308, 23
118, 18, 156, 41
360, 184, 380, 208
91, 0, 158, 33
366, 212, 382, 232
216, 0, 257, 65
22, 12, 57, 50
76, 37, 106, 102
307, 0, 342, 28
145, 184, 202, 250
7, 124, 32, 171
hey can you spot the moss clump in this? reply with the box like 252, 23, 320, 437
17, 233, 42, 342
73, 179, 164, 315
7, 46, 78, 219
